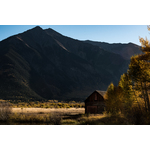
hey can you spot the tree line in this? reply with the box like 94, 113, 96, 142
104, 26, 150, 124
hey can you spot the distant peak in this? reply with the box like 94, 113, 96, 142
23, 26, 44, 34
32, 26, 43, 30
128, 42, 133, 45
47, 28, 55, 31
17, 26, 44, 37
45, 28, 59, 33
45, 28, 63, 37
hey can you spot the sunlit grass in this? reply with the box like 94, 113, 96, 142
0, 99, 148, 125
62, 119, 78, 125
3, 99, 85, 109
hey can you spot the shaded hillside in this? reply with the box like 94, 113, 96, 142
0, 26, 140, 101
45, 28, 129, 82
85, 40, 141, 60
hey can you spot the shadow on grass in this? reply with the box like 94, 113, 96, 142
63, 114, 83, 120
78, 115, 130, 125
0, 113, 131, 125
0, 118, 50, 125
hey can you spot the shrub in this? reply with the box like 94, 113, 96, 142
86, 113, 90, 117
62, 119, 77, 125
45, 105, 50, 108
123, 105, 146, 125
56, 106, 60, 108
49, 113, 62, 125
66, 106, 70, 108
0, 102, 12, 122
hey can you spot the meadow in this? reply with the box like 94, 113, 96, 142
0, 100, 131, 125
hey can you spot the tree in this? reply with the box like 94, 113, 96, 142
105, 25, 150, 118
128, 25, 150, 112
119, 72, 134, 113
105, 83, 122, 114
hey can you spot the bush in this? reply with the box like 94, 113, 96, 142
49, 113, 62, 125
66, 106, 70, 108
123, 105, 146, 125
0, 102, 12, 121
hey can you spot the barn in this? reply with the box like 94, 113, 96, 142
85, 90, 106, 114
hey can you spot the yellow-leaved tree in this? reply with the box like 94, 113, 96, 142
128, 25, 150, 112
105, 83, 122, 114
119, 72, 135, 114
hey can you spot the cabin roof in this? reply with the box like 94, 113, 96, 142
85, 90, 106, 102
95, 90, 106, 96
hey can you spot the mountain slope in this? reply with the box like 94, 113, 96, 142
45, 28, 130, 81
0, 26, 141, 101
85, 40, 141, 60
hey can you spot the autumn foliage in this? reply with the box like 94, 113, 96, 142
105, 26, 150, 124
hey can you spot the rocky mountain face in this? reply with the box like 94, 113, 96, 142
0, 26, 141, 101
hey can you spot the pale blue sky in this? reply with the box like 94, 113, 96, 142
0, 25, 149, 46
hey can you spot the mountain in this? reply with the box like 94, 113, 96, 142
85, 40, 141, 60
0, 26, 141, 101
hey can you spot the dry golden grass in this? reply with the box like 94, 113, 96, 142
6, 108, 85, 125
0, 106, 131, 125
0, 100, 132, 125
12, 108, 85, 114
0, 101, 12, 121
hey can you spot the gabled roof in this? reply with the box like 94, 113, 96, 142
85, 90, 106, 102
95, 90, 106, 96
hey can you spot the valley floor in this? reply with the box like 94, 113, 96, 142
0, 107, 130, 125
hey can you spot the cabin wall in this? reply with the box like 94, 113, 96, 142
85, 102, 105, 114
85, 91, 105, 114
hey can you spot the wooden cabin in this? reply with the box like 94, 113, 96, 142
85, 90, 106, 114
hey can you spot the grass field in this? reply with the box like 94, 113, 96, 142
0, 100, 131, 125
10, 107, 106, 125
12, 107, 85, 115
0, 107, 130, 125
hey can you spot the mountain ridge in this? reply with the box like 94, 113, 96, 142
84, 40, 141, 60
0, 26, 141, 101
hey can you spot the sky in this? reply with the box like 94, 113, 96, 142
0, 25, 150, 46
